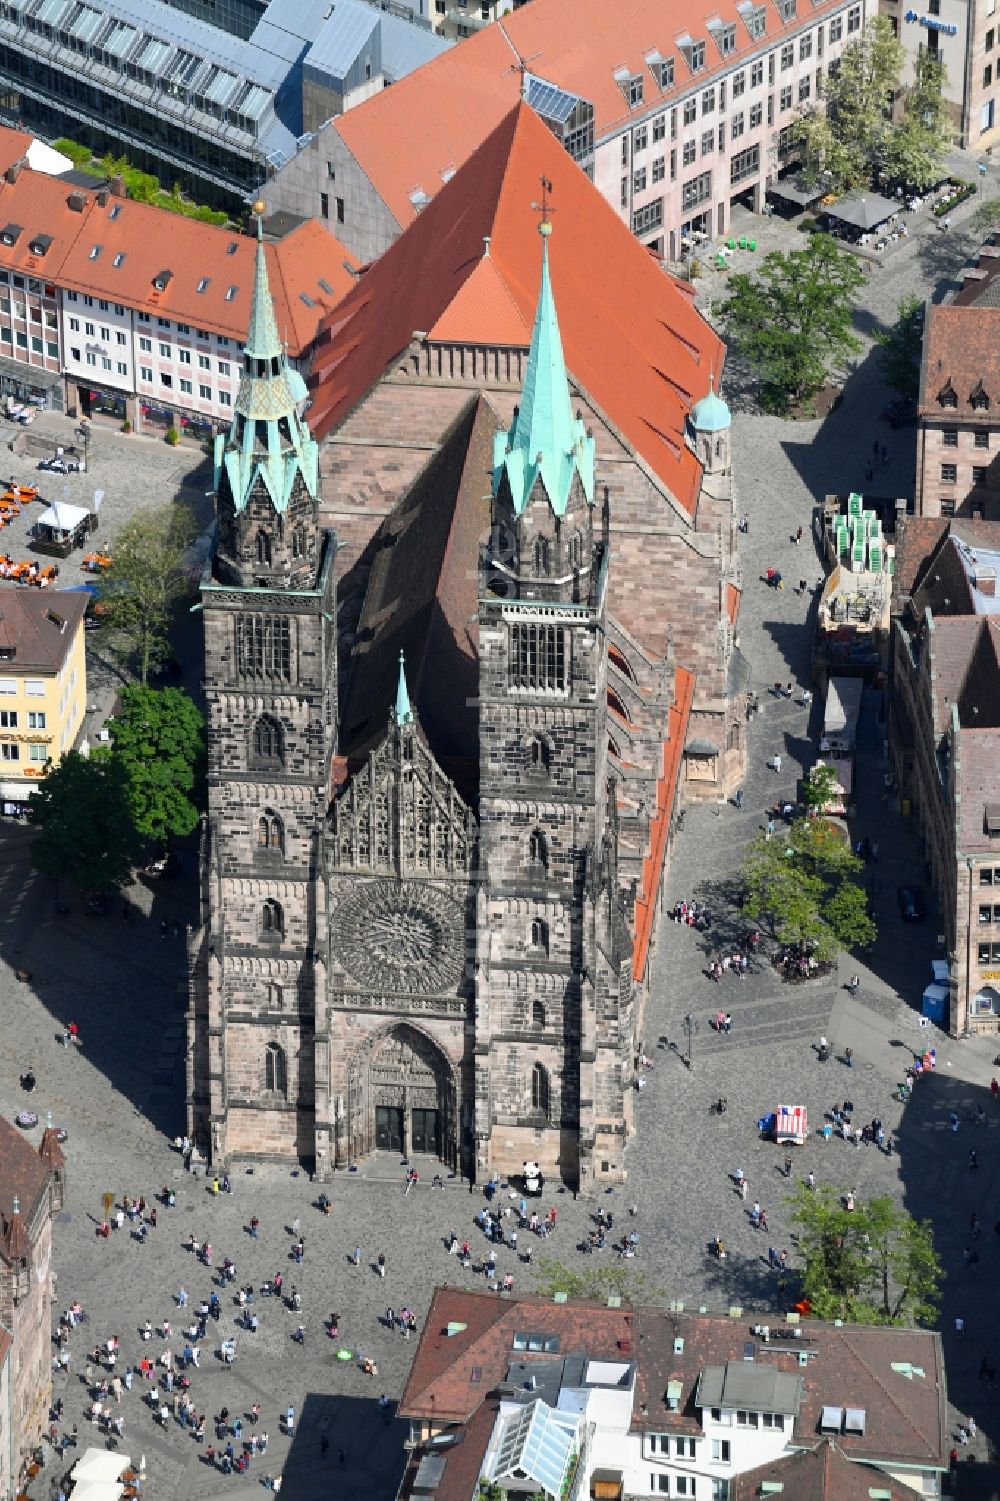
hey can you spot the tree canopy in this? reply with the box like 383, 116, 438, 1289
720, 236, 864, 411
97, 504, 198, 685
795, 18, 949, 193
800, 762, 840, 814
742, 815, 875, 961
105, 684, 205, 848
28, 751, 142, 893
875, 295, 925, 402
789, 1184, 941, 1325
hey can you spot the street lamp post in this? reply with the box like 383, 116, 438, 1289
77, 420, 90, 472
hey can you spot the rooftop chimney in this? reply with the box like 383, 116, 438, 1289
973, 566, 996, 597
67, 191, 87, 213
4, 160, 22, 184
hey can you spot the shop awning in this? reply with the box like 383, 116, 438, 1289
824, 191, 897, 231
768, 174, 823, 206
0, 355, 61, 390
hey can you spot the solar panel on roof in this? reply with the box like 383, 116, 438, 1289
524, 73, 582, 125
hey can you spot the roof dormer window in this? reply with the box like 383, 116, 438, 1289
29, 234, 52, 256
970, 380, 990, 410
1, 223, 21, 246
153, 269, 173, 291
939, 380, 958, 409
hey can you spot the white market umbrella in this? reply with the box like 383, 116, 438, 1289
71, 1448, 131, 1484
71, 1483, 125, 1501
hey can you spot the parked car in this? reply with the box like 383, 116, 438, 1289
897, 885, 926, 922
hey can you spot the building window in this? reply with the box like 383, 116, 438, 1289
941, 463, 957, 482
634, 167, 647, 192
628, 75, 644, 106
0, 741, 19, 760
750, 101, 763, 127
712, 1439, 731, 1462
731, 144, 761, 183
848, 3, 861, 30
702, 85, 716, 113
675, 1437, 696, 1457
532, 999, 546, 1027
690, 39, 706, 70
798, 76, 811, 102
717, 21, 736, 54
701, 128, 715, 155
0, 709, 17, 727
320, 192, 329, 220
731, 112, 745, 138
940, 499, 956, 517
179, 349, 191, 365
238, 616, 291, 679
781, 42, 794, 69
829, 13, 843, 41
251, 715, 284, 768
633, 124, 648, 151
255, 530, 272, 567
24, 680, 43, 696
530, 918, 549, 953
942, 428, 959, 446
29, 744, 47, 764
681, 170, 713, 211
260, 899, 283, 937
510, 624, 567, 693
27, 710, 45, 729
530, 1062, 550, 1118
180, 379, 192, 394
985, 63, 993, 87
659, 57, 675, 88
751, 59, 764, 87
258, 812, 284, 852
683, 139, 697, 165
736, 1410, 759, 1428
264, 1041, 287, 1095
974, 430, 990, 448
220, 392, 231, 407
653, 155, 666, 183
528, 735, 551, 773
529, 829, 549, 869
199, 384, 211, 400
780, 85, 793, 110
653, 113, 666, 141
800, 31, 813, 58
733, 69, 746, 98
974, 466, 989, 483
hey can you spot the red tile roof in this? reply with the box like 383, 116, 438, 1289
0, 1115, 53, 1252
0, 167, 357, 355
334, 0, 850, 236
310, 104, 722, 515
919, 303, 1000, 419
0, 589, 87, 673
731, 1441, 916, 1501
0, 126, 33, 176
633, 666, 694, 982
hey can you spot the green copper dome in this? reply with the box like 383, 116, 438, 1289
691, 374, 731, 433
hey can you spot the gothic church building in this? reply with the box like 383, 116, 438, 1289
189, 108, 741, 1191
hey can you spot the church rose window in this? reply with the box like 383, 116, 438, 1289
510, 623, 567, 693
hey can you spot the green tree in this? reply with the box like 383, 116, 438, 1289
881, 50, 952, 191
875, 295, 924, 402
532, 1257, 662, 1304
795, 17, 904, 192
28, 752, 141, 893
478, 1483, 506, 1501
106, 685, 205, 849
98, 504, 197, 684
742, 816, 875, 961
789, 1184, 942, 1325
720, 236, 865, 411
800, 761, 840, 814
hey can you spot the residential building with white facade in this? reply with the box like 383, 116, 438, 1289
264, 0, 874, 265
398, 1291, 948, 1501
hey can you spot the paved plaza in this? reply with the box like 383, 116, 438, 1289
0, 164, 999, 1497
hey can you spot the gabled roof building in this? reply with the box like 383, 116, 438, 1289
396, 1289, 949, 1501
188, 102, 747, 1191
265, 0, 873, 264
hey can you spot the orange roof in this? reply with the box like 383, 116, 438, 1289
0, 168, 95, 280
632, 665, 694, 983
310, 105, 722, 514
57, 194, 358, 354
726, 581, 741, 624
334, 0, 848, 234
0, 126, 32, 176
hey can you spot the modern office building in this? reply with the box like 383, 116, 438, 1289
880, 0, 1000, 148
265, 0, 874, 264
0, 0, 450, 210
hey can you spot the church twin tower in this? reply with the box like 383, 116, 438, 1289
188, 216, 634, 1190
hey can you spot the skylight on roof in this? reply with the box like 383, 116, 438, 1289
197, 278, 211, 294
109, 204, 121, 220
300, 292, 315, 307
225, 286, 238, 301
112, 252, 125, 268
318, 278, 333, 294
226, 241, 238, 255
89, 245, 102, 261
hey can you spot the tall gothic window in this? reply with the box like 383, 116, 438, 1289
530, 918, 549, 953
527, 735, 551, 773
292, 525, 306, 558
257, 812, 284, 852
265, 1041, 287, 1096
532, 1000, 546, 1028
529, 829, 548, 869
531, 1062, 550, 1119
260, 898, 283, 936
570, 531, 582, 567
250, 715, 284, 768
510, 624, 567, 693
238, 615, 291, 680
256, 530, 272, 565
534, 537, 550, 575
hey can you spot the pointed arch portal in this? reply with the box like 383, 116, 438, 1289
346, 1023, 457, 1167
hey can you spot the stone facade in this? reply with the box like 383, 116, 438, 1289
915, 301, 1000, 521
190, 204, 744, 1191
0, 1122, 65, 1495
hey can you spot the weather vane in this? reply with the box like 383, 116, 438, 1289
501, 29, 541, 100
531, 176, 555, 235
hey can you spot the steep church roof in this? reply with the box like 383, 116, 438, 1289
216, 213, 320, 514
493, 221, 594, 517
308, 103, 723, 516
339, 395, 497, 801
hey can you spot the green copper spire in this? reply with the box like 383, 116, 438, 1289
394, 650, 413, 725
214, 201, 319, 513
493, 220, 594, 516
245, 212, 283, 363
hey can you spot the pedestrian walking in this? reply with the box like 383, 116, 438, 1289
377, 1252, 386, 1278
783, 1155, 793, 1178
847, 975, 860, 996
734, 787, 744, 809
845, 1047, 854, 1068
969, 1149, 978, 1171
772, 753, 782, 774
